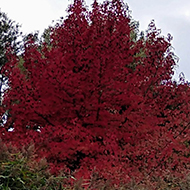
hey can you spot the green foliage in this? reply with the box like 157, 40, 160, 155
0, 140, 70, 190
41, 27, 53, 50
0, 10, 21, 67
17, 56, 27, 74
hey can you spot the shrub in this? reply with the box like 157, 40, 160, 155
0, 140, 71, 190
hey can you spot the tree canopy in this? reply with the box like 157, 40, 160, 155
0, 0, 190, 187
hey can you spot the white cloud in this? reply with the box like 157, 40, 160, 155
1, 0, 70, 35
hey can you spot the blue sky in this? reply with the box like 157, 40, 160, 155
1, 0, 190, 81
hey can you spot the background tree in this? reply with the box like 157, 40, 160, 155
0, 9, 21, 67
0, 10, 22, 127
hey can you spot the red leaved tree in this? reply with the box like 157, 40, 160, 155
1, 0, 190, 186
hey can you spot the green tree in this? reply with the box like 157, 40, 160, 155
0, 10, 22, 124
0, 9, 21, 67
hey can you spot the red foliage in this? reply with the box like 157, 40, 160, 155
1, 0, 190, 186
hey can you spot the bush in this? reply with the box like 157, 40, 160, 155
0, 139, 190, 190
0, 140, 71, 190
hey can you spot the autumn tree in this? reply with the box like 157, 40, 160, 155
1, 0, 190, 187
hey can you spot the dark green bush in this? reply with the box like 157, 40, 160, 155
0, 140, 71, 190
